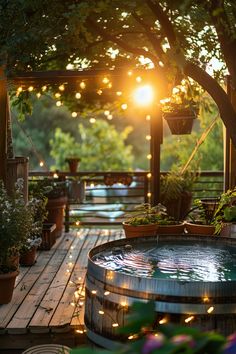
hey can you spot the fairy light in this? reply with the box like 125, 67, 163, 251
66, 269, 70, 273
120, 301, 127, 307
108, 82, 112, 88
90, 118, 96, 123
76, 220, 80, 226
147, 173, 152, 178
70, 302, 75, 307
207, 306, 214, 314
28, 86, 34, 92
99, 310, 104, 315
90, 183, 95, 188
121, 103, 128, 110
75, 329, 84, 334
147, 192, 151, 198
68, 262, 73, 267
146, 135, 151, 140
104, 110, 110, 116
203, 296, 210, 303
102, 77, 109, 84
36, 92, 41, 98
71, 112, 78, 118
42, 85, 47, 91
39, 161, 44, 167
53, 173, 58, 178
70, 246, 74, 250
104, 291, 110, 296
91, 290, 97, 295
55, 92, 61, 98
136, 76, 142, 83
59, 84, 65, 91
80, 81, 86, 89
69, 255, 72, 259
75, 92, 81, 99
127, 70, 132, 76
146, 115, 151, 121
17, 86, 23, 93
159, 317, 168, 324
185, 316, 194, 323
107, 114, 113, 120
116, 91, 122, 96
79, 301, 84, 306
56, 101, 62, 107
147, 154, 152, 160
97, 89, 103, 95
112, 323, 119, 327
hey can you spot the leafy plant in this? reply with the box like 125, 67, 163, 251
30, 178, 67, 200
124, 203, 175, 226
213, 188, 236, 234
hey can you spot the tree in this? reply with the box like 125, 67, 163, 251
1, 1, 236, 146
49, 119, 134, 171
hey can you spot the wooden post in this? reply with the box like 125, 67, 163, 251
225, 77, 236, 190
150, 104, 163, 205
0, 68, 8, 183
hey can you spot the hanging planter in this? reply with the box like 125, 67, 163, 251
163, 108, 197, 135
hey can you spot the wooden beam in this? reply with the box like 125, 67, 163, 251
0, 68, 8, 182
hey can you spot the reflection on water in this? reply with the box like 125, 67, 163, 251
93, 241, 236, 281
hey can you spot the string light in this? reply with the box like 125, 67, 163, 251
146, 115, 151, 121
107, 114, 113, 120
90, 118, 96, 123
136, 76, 142, 83
112, 323, 119, 327
104, 291, 110, 296
39, 161, 44, 167
185, 316, 194, 323
147, 192, 151, 198
127, 70, 132, 76
80, 81, 86, 89
120, 301, 127, 307
28, 86, 34, 92
104, 110, 110, 116
71, 112, 78, 118
121, 103, 128, 110
108, 82, 112, 88
53, 173, 58, 178
70, 302, 75, 307
59, 84, 65, 91
75, 92, 81, 99
42, 85, 47, 91
91, 290, 97, 295
76, 220, 80, 226
55, 92, 61, 98
159, 318, 168, 324
36, 92, 41, 98
75, 329, 84, 334
97, 89, 103, 95
116, 91, 122, 96
147, 154, 152, 160
147, 173, 152, 178
90, 183, 95, 188
146, 135, 151, 140
99, 310, 104, 315
17, 86, 23, 93
102, 77, 109, 84
207, 306, 214, 314
203, 296, 210, 303
56, 101, 62, 107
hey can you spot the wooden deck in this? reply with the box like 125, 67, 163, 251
0, 228, 124, 352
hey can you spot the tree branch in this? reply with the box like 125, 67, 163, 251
184, 61, 236, 147
145, 0, 176, 45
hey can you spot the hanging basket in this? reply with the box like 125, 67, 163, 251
163, 109, 196, 135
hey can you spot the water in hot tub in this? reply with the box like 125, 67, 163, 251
93, 241, 236, 281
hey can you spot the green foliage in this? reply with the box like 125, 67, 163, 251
50, 119, 134, 171
213, 188, 236, 234
124, 203, 175, 226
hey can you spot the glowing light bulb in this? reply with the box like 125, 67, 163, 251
108, 82, 112, 88
147, 192, 151, 198
59, 84, 65, 91
53, 173, 58, 178
42, 85, 47, 91
185, 316, 194, 323
207, 306, 214, 314
80, 81, 86, 89
147, 173, 152, 178
99, 310, 104, 315
112, 323, 119, 327
104, 291, 110, 296
39, 161, 44, 167
36, 92, 41, 98
146, 135, 151, 140
28, 86, 34, 92
91, 290, 97, 295
71, 112, 78, 118
76, 220, 80, 226
146, 115, 151, 120
104, 110, 110, 116
56, 101, 62, 107
102, 77, 109, 84
97, 89, 103, 95
127, 71, 132, 76
121, 103, 128, 110
17, 86, 23, 92
116, 91, 122, 96
159, 318, 168, 324
90, 118, 96, 123
203, 296, 209, 303
147, 154, 152, 160
136, 76, 142, 83
107, 114, 113, 120
75, 92, 81, 99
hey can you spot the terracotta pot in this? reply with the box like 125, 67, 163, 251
185, 222, 216, 235
123, 223, 158, 238
220, 223, 236, 238
20, 247, 37, 266
156, 223, 185, 235
66, 158, 80, 173
39, 223, 57, 250
46, 196, 67, 238
0, 270, 19, 304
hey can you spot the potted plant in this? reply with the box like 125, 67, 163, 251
161, 83, 199, 135
65, 157, 81, 173
185, 198, 218, 235
0, 179, 35, 304
123, 203, 184, 238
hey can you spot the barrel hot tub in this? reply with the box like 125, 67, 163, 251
85, 234, 236, 348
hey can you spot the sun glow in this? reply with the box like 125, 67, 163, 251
133, 85, 154, 106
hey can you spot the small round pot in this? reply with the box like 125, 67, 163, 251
122, 222, 158, 238
156, 223, 185, 235
0, 270, 19, 304
185, 222, 216, 235
20, 247, 37, 266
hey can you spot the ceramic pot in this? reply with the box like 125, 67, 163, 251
185, 222, 215, 235
20, 247, 37, 266
156, 223, 185, 235
0, 270, 19, 304
123, 223, 158, 238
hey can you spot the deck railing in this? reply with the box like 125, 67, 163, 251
29, 170, 224, 227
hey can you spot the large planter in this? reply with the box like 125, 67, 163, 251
20, 247, 37, 266
0, 270, 19, 304
185, 222, 216, 235
123, 222, 158, 238
161, 192, 192, 221
156, 223, 185, 235
163, 110, 196, 135
46, 196, 67, 238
